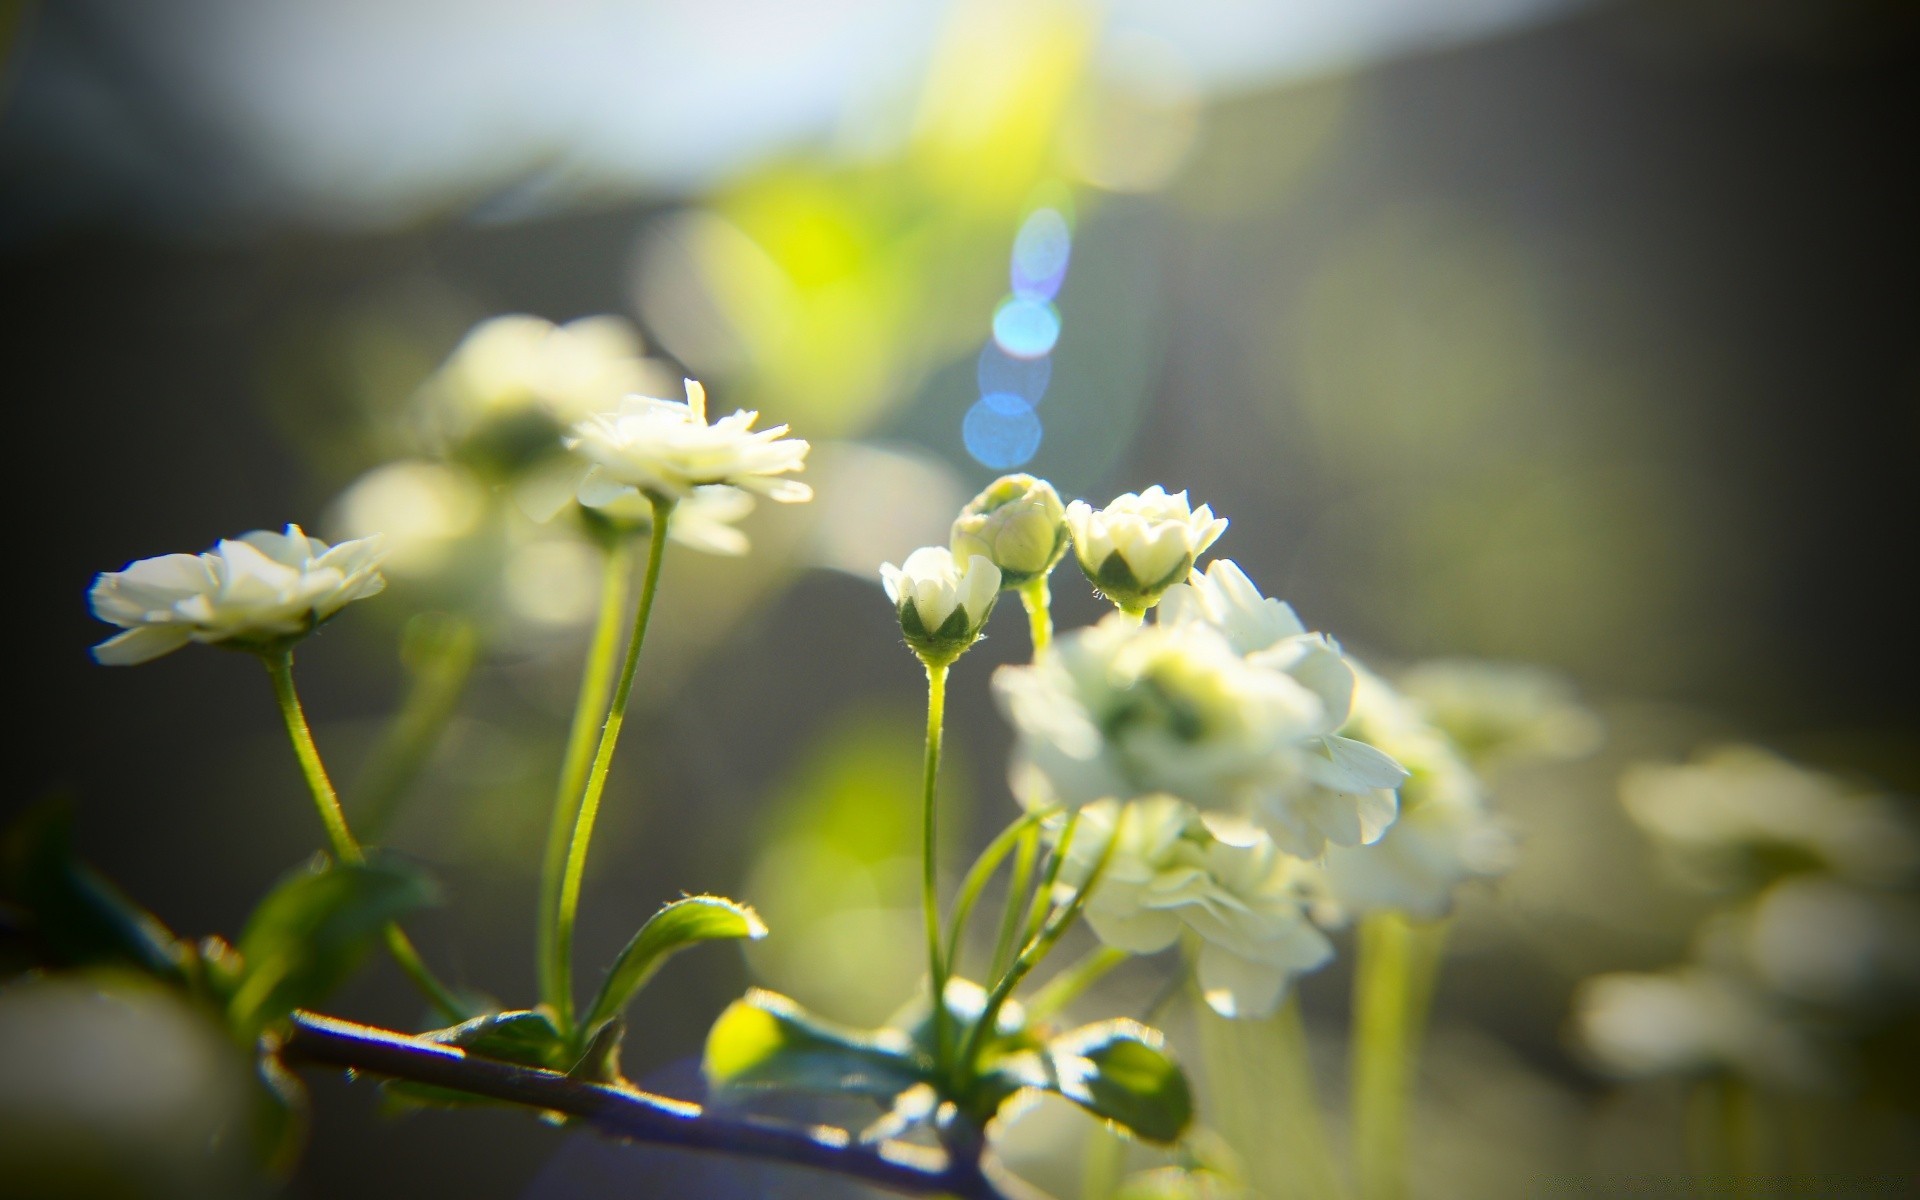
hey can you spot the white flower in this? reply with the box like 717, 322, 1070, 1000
1395, 658, 1602, 769
879, 546, 1001, 665
949, 474, 1070, 589
579, 482, 758, 556
422, 314, 679, 442
565, 378, 812, 507
1064, 487, 1227, 612
995, 616, 1363, 853
89, 526, 386, 665
1317, 664, 1512, 921
1057, 798, 1333, 1019
1155, 561, 1409, 856
1572, 967, 1837, 1092
1620, 746, 1920, 891
1694, 876, 1920, 1010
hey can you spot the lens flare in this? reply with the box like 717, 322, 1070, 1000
977, 343, 1053, 405
1010, 207, 1072, 301
991, 297, 1061, 360
963, 393, 1042, 469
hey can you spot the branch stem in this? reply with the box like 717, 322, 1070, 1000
921, 660, 950, 1068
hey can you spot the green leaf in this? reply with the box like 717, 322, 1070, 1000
703, 988, 928, 1102
421, 1008, 569, 1070
1022, 1019, 1193, 1144
228, 857, 436, 1038
582, 895, 767, 1030
0, 797, 187, 981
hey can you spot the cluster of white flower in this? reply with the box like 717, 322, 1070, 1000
879, 479, 1517, 1017
1574, 746, 1920, 1093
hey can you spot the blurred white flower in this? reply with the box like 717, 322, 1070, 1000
1317, 664, 1513, 921
566, 378, 812, 507
1695, 876, 1920, 1010
1572, 967, 1836, 1093
90, 526, 386, 665
421, 314, 679, 445
995, 615, 1395, 856
1158, 558, 1307, 656
1057, 797, 1333, 1019
328, 460, 487, 578
1395, 657, 1602, 769
949, 473, 1070, 589
582, 482, 758, 556
879, 546, 1000, 665
1620, 746, 1920, 890
1064, 487, 1227, 612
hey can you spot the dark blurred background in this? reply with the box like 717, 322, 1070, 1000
5, 0, 1918, 1196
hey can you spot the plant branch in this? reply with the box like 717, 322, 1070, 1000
279, 1010, 1041, 1200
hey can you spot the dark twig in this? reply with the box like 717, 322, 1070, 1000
280, 1011, 1045, 1200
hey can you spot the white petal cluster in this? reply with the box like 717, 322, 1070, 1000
566, 379, 812, 507
1316, 664, 1514, 922
1065, 487, 1227, 612
880, 547, 1001, 665
995, 580, 1401, 858
422, 314, 678, 440
580, 482, 759, 557
90, 526, 386, 665
1057, 798, 1333, 1018
1573, 968, 1836, 1092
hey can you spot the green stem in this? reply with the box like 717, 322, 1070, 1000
1020, 810, 1081, 950
355, 614, 478, 841
1197, 993, 1346, 1200
263, 651, 465, 1022
945, 809, 1052, 979
988, 823, 1042, 985
550, 497, 672, 1033
1688, 1074, 1760, 1196
1350, 913, 1449, 1200
921, 660, 951, 1068
1018, 577, 1053, 657
959, 812, 1119, 1090
538, 538, 635, 1022
1025, 945, 1127, 1024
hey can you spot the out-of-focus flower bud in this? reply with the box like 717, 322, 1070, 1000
949, 473, 1069, 589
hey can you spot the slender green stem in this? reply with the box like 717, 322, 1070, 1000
1020, 810, 1081, 950
538, 538, 635, 1021
959, 812, 1119, 1089
1350, 913, 1449, 1200
551, 497, 673, 1033
1017, 577, 1053, 657
1197, 993, 1346, 1200
1025, 945, 1127, 1024
945, 809, 1051, 978
1688, 1074, 1760, 1196
920, 660, 951, 1068
355, 614, 478, 840
263, 651, 465, 1022
988, 824, 1041, 985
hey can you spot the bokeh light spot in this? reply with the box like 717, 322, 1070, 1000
976, 343, 1053, 405
991, 297, 1061, 359
1010, 207, 1072, 300
963, 393, 1043, 468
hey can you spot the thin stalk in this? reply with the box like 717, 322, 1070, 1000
263, 652, 464, 1022
988, 824, 1042, 985
537, 538, 635, 1022
1197, 992, 1346, 1200
1020, 810, 1081, 949
1018, 576, 1053, 657
354, 614, 478, 840
1025, 945, 1127, 1024
1688, 1074, 1760, 1197
550, 497, 672, 1033
1350, 913, 1449, 1200
921, 660, 951, 1068
945, 809, 1051, 978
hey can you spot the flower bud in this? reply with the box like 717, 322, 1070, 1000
879, 547, 1002, 667
949, 474, 1069, 589
1065, 486, 1228, 613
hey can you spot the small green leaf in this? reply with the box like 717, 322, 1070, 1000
228, 857, 436, 1038
0, 797, 188, 982
582, 895, 767, 1030
1031, 1019, 1193, 1144
703, 988, 927, 1102
421, 1008, 568, 1070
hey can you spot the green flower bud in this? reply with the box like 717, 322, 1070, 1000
949, 474, 1069, 589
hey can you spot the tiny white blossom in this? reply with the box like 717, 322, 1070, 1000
89, 526, 386, 666
1064, 487, 1227, 612
565, 379, 812, 507
1057, 798, 1333, 1019
880, 546, 1001, 665
994, 616, 1354, 848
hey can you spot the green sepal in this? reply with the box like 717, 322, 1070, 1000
582, 895, 767, 1031
0, 796, 188, 982
998, 1019, 1193, 1144
228, 855, 437, 1040
421, 1008, 570, 1070
1087, 549, 1193, 613
703, 988, 929, 1102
